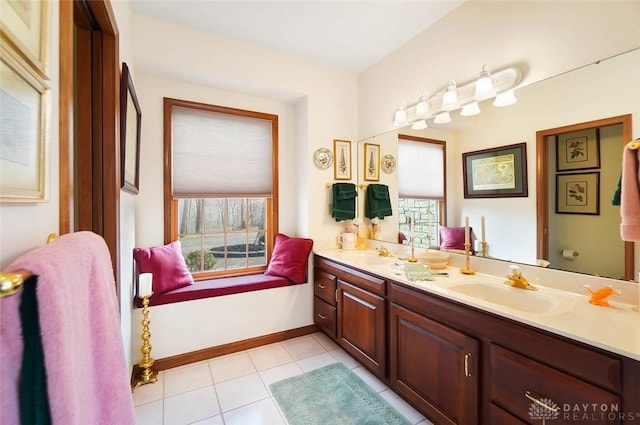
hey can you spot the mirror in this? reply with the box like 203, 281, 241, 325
357, 48, 639, 281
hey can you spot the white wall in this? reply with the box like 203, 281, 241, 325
131, 14, 359, 250
359, 1, 640, 140
129, 14, 358, 359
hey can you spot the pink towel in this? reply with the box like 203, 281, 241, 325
621, 142, 640, 241
1, 231, 135, 425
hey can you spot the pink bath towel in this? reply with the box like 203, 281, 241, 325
1, 231, 135, 425
621, 142, 640, 241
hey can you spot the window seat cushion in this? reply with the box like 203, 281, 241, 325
136, 274, 293, 307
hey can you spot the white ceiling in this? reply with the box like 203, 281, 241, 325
130, 0, 465, 73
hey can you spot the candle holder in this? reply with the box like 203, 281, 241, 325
460, 242, 476, 275
134, 293, 157, 388
407, 237, 418, 262
480, 241, 488, 258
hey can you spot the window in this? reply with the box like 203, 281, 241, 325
397, 135, 446, 249
164, 98, 278, 279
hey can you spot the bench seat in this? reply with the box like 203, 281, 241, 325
138, 274, 293, 307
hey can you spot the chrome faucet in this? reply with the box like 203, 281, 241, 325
505, 265, 537, 291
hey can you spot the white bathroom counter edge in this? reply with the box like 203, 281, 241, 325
314, 249, 640, 361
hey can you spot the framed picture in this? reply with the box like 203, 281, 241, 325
363, 143, 380, 181
120, 62, 142, 194
556, 172, 600, 215
462, 142, 528, 198
0, 45, 50, 202
556, 128, 600, 171
0, 0, 49, 79
333, 139, 352, 180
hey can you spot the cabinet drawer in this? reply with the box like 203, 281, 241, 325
314, 297, 336, 338
490, 403, 528, 424
314, 269, 336, 305
490, 344, 621, 424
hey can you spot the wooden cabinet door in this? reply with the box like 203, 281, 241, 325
389, 303, 479, 425
337, 279, 386, 378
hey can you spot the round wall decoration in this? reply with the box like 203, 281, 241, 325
381, 154, 396, 174
314, 148, 333, 170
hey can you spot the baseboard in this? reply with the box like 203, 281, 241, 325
146, 324, 319, 372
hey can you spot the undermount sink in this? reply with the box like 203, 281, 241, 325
449, 282, 561, 314
335, 250, 394, 265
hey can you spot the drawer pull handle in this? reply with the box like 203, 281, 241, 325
318, 284, 326, 289
464, 353, 472, 377
525, 391, 560, 413
317, 313, 327, 320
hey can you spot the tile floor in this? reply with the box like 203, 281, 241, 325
133, 332, 434, 425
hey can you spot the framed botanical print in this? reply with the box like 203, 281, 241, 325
556, 128, 600, 171
333, 139, 351, 180
556, 172, 600, 215
363, 143, 380, 181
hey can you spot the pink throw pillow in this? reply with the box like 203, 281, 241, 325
439, 226, 472, 251
265, 233, 314, 284
133, 241, 194, 297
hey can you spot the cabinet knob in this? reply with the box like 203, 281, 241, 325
525, 391, 560, 413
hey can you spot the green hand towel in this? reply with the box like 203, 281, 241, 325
404, 263, 435, 281
365, 184, 392, 219
332, 183, 357, 222
20, 276, 52, 425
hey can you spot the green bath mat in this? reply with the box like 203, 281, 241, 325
269, 362, 412, 425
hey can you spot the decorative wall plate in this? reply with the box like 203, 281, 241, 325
381, 154, 396, 174
314, 148, 333, 169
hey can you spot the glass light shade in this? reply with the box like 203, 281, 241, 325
441, 80, 459, 111
474, 65, 496, 100
415, 92, 429, 118
411, 119, 427, 130
433, 111, 451, 124
138, 273, 153, 298
493, 90, 517, 107
393, 102, 408, 126
460, 101, 481, 116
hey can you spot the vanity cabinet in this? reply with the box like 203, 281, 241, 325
389, 303, 479, 425
313, 254, 640, 424
313, 256, 387, 379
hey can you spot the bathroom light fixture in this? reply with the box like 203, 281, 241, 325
474, 64, 496, 100
411, 119, 428, 130
393, 101, 408, 127
493, 89, 517, 107
441, 80, 459, 111
415, 92, 429, 118
460, 101, 481, 116
390, 65, 522, 129
433, 111, 451, 124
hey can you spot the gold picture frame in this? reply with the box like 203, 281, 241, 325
363, 143, 380, 181
333, 139, 352, 180
0, 0, 49, 79
0, 43, 50, 202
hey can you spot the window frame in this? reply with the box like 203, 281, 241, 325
163, 98, 279, 280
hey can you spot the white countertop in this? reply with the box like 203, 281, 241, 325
315, 249, 640, 361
